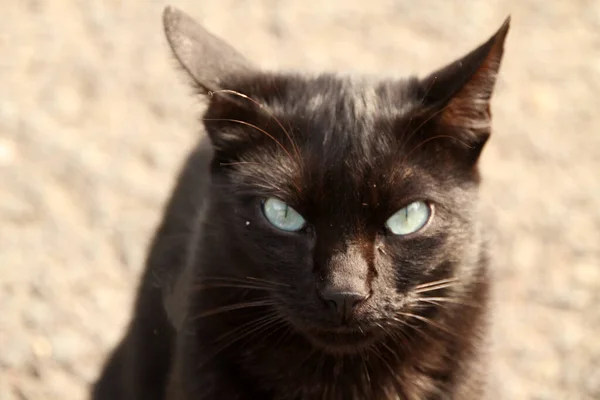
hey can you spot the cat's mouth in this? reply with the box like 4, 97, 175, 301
304, 327, 379, 354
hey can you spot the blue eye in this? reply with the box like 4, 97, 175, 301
262, 198, 306, 232
385, 201, 431, 236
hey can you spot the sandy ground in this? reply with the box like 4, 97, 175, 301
1, 0, 599, 399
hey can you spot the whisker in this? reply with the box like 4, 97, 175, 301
397, 312, 456, 337
415, 277, 460, 289
193, 283, 276, 292
219, 161, 264, 167
270, 84, 306, 175
220, 318, 289, 366
199, 276, 288, 288
401, 77, 438, 156
190, 299, 277, 320
399, 102, 452, 154
411, 299, 453, 311
413, 281, 460, 294
418, 76, 438, 105
375, 322, 411, 356
209, 89, 305, 172
202, 117, 303, 193
414, 297, 478, 308
202, 117, 296, 165
392, 329, 414, 355
260, 318, 291, 346
199, 313, 285, 368
214, 312, 279, 343
389, 316, 432, 345
244, 276, 290, 287
239, 315, 286, 345
380, 340, 402, 366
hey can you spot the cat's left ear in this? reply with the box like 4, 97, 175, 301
419, 17, 510, 160
162, 6, 257, 93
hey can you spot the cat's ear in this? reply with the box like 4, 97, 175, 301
419, 17, 510, 159
162, 6, 256, 93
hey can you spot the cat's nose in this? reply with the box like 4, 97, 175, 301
321, 289, 370, 319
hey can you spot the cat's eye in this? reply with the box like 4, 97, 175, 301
385, 201, 431, 236
262, 198, 306, 232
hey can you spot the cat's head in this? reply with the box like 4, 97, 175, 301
164, 7, 508, 353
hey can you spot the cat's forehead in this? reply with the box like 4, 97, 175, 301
224, 74, 431, 208
248, 73, 421, 121
230, 73, 424, 166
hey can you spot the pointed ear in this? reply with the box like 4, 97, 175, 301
162, 6, 256, 93
419, 17, 510, 151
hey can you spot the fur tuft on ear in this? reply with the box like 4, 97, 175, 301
420, 17, 510, 148
162, 6, 256, 93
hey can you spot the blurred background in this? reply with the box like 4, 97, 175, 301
1, 0, 598, 399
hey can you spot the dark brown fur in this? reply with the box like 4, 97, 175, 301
92, 7, 509, 400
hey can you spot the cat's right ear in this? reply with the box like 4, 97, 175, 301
162, 6, 256, 93
417, 18, 509, 164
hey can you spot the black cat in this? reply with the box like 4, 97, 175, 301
92, 6, 509, 400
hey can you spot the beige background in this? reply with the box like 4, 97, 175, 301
1, 0, 598, 399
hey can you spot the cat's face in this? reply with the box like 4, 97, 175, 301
202, 74, 483, 352
163, 7, 508, 353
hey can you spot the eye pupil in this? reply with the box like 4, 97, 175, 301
385, 201, 431, 236
262, 198, 306, 232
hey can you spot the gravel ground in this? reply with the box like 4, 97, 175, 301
1, 1, 599, 399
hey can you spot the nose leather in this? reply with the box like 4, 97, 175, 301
321, 289, 369, 319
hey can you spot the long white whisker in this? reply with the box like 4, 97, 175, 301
414, 277, 460, 289
413, 281, 459, 294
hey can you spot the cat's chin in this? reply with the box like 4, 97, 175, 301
303, 328, 380, 355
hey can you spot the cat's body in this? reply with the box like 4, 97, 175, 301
92, 7, 509, 400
